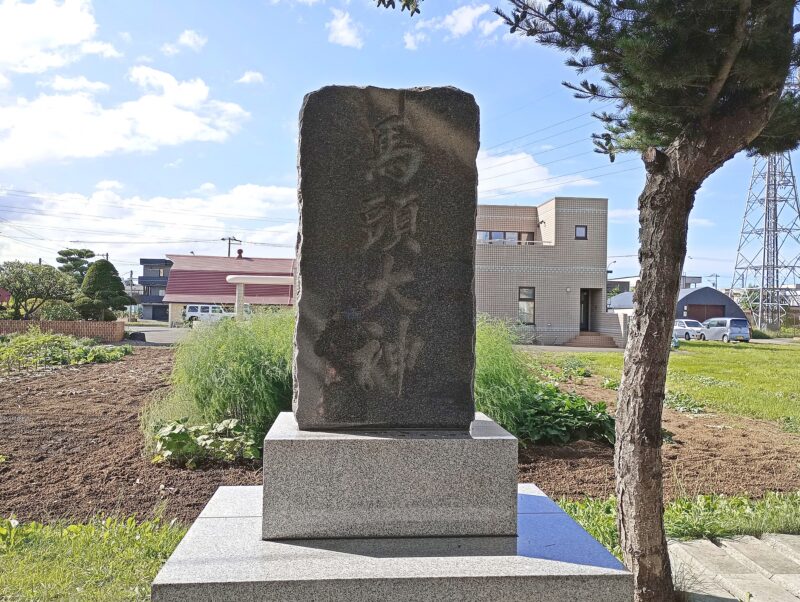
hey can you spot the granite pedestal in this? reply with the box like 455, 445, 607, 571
262, 412, 517, 539
152, 485, 633, 601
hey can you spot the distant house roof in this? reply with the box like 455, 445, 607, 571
163, 254, 295, 305
0, 287, 10, 305
608, 286, 747, 320
140, 258, 174, 266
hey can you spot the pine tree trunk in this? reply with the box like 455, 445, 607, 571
615, 151, 697, 602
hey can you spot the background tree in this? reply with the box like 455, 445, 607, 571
381, 1, 799, 599
73, 259, 134, 321
56, 248, 95, 285
0, 261, 77, 319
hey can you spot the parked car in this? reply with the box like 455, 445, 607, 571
673, 319, 707, 340
184, 304, 250, 322
702, 317, 751, 342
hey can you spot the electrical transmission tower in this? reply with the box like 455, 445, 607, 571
731, 152, 800, 329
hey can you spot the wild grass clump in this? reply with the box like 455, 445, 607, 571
144, 310, 294, 443
561, 492, 800, 559
475, 317, 615, 444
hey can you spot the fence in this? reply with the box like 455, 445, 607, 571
0, 320, 125, 343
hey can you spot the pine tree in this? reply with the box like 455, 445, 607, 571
73, 259, 134, 321
56, 248, 95, 285
380, 1, 799, 599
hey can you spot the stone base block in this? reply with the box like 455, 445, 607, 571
261, 412, 518, 539
152, 485, 633, 601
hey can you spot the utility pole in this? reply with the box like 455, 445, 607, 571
128, 270, 134, 320
707, 273, 720, 289
221, 236, 242, 257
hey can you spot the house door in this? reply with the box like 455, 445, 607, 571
580, 289, 590, 331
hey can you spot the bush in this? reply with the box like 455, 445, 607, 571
474, 317, 615, 445
145, 310, 294, 443
0, 327, 132, 372
37, 300, 81, 321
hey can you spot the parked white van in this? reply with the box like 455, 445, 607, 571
701, 317, 751, 343
184, 304, 250, 322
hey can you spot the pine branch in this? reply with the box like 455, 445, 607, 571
699, 0, 752, 117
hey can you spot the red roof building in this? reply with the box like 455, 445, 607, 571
163, 253, 295, 306
0, 287, 10, 307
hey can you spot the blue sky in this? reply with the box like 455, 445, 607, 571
0, 0, 765, 283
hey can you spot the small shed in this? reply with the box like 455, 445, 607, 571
608, 286, 747, 321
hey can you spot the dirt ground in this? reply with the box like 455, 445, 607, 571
1, 348, 799, 524
520, 374, 800, 501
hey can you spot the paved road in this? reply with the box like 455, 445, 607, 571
125, 325, 188, 346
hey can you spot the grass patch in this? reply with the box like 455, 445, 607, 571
0, 517, 185, 601
475, 318, 615, 445
0, 327, 131, 373
537, 341, 800, 421
142, 310, 294, 444
561, 491, 800, 559
664, 391, 705, 414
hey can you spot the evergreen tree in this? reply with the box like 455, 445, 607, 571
73, 259, 134, 321
56, 248, 95, 285
381, 1, 799, 598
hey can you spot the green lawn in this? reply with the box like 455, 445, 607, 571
5, 493, 800, 598
537, 341, 800, 421
0, 517, 186, 601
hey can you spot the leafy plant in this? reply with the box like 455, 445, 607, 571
601, 377, 620, 390
152, 418, 260, 468
37, 300, 81, 321
475, 317, 615, 445
0, 327, 132, 373
556, 356, 592, 380
664, 391, 705, 414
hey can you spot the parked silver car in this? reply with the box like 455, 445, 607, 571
673, 319, 706, 340
701, 317, 751, 342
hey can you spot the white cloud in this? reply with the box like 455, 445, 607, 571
0, 73, 9, 89
236, 70, 265, 84
416, 4, 490, 38
161, 29, 207, 56
326, 9, 363, 49
95, 179, 122, 190
478, 149, 597, 200
479, 18, 504, 37
164, 158, 183, 169
0, 66, 249, 169
119, 31, 132, 44
0, 0, 120, 76
403, 31, 427, 51
41, 74, 109, 93
0, 183, 299, 265
195, 182, 216, 194
689, 217, 715, 228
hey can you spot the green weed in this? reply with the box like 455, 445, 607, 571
560, 492, 800, 560
0, 327, 131, 373
0, 516, 185, 601
664, 391, 706, 414
152, 418, 260, 468
475, 318, 615, 445
601, 377, 620, 390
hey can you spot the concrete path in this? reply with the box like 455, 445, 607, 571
124, 325, 188, 346
516, 344, 623, 354
670, 535, 800, 601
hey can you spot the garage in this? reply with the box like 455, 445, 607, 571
609, 286, 747, 322
686, 304, 726, 322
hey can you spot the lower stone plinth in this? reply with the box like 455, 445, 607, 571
262, 412, 518, 539
151, 485, 633, 601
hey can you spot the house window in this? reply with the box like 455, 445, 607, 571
504, 232, 519, 245
575, 225, 588, 240
476, 231, 489, 243
518, 287, 535, 324
489, 231, 505, 244
520, 232, 535, 244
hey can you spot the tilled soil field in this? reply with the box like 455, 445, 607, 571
1, 347, 798, 524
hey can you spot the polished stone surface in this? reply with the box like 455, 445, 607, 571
261, 412, 517, 539
294, 85, 479, 431
152, 485, 633, 602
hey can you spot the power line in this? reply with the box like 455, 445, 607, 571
479, 137, 588, 172
480, 148, 599, 183
484, 110, 595, 151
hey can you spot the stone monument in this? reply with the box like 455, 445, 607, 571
152, 86, 632, 601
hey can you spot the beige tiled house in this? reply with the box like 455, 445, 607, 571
475, 197, 627, 347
